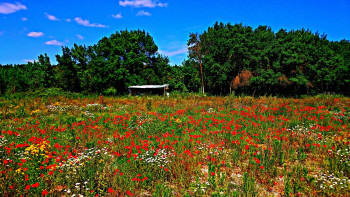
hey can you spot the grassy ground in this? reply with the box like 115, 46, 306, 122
0, 95, 349, 196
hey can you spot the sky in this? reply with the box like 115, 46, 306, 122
0, 0, 349, 66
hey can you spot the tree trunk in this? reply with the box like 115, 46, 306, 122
198, 51, 204, 95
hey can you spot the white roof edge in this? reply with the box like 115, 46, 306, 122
129, 84, 169, 89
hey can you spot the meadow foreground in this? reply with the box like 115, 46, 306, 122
1, 95, 349, 196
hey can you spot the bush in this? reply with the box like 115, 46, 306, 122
103, 87, 117, 96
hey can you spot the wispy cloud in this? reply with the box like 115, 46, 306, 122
136, 10, 151, 16
74, 17, 108, 28
76, 34, 84, 40
112, 12, 122, 19
23, 59, 35, 63
159, 47, 188, 57
66, 18, 71, 22
27, 31, 44, 37
0, 31, 4, 36
119, 0, 167, 8
45, 13, 59, 21
157, 2, 167, 7
0, 2, 27, 14
45, 40, 64, 46
21, 17, 27, 21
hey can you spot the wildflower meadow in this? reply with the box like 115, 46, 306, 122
0, 95, 349, 196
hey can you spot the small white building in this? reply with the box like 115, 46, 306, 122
128, 84, 169, 96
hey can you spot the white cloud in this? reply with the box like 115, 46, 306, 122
27, 31, 44, 37
156, 2, 167, 7
74, 17, 108, 28
0, 2, 27, 14
66, 18, 71, 22
23, 59, 35, 63
76, 34, 84, 40
119, 0, 167, 8
45, 13, 59, 21
136, 10, 151, 16
45, 40, 64, 46
159, 47, 188, 57
112, 12, 122, 19
21, 17, 27, 21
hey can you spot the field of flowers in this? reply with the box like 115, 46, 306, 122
0, 95, 349, 196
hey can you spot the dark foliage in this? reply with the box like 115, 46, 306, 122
185, 22, 350, 96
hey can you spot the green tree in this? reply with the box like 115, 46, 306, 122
188, 33, 205, 94
71, 44, 93, 93
56, 47, 80, 92
38, 53, 55, 88
92, 29, 168, 94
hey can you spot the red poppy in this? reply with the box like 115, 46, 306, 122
42, 190, 48, 196
127, 190, 133, 196
32, 182, 39, 188
108, 188, 114, 193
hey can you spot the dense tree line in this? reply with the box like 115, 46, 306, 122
184, 22, 350, 96
0, 30, 174, 95
1, 23, 349, 96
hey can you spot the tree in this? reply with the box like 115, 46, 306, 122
56, 47, 80, 92
71, 44, 93, 93
188, 33, 205, 94
92, 29, 168, 94
38, 53, 54, 88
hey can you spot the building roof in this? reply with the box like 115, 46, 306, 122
128, 84, 169, 89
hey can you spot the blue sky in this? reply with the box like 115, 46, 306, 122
0, 0, 349, 66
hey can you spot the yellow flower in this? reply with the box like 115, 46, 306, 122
30, 109, 41, 115
16, 168, 22, 173
175, 118, 182, 123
